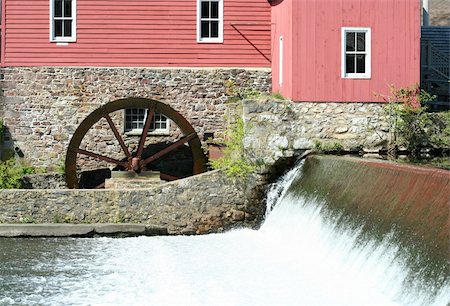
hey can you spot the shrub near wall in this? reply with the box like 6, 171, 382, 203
0, 159, 36, 189
380, 84, 450, 156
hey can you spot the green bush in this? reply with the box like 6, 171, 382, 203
393, 105, 430, 153
429, 112, 450, 149
379, 84, 449, 156
313, 140, 344, 153
0, 158, 36, 189
270, 91, 286, 100
210, 117, 256, 178
388, 102, 449, 156
224, 80, 287, 103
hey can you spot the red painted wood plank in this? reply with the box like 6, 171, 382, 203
4, 58, 271, 67
1, 0, 5, 66
274, 0, 420, 103
4, 0, 271, 68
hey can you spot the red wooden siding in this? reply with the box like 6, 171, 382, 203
1, 0, 5, 65
272, 0, 421, 102
3, 0, 271, 67
271, 0, 292, 98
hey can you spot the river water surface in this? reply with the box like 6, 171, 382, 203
1, 163, 449, 306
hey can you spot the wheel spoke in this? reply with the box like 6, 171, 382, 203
94, 182, 106, 189
104, 114, 131, 159
141, 133, 196, 167
71, 148, 127, 167
136, 106, 155, 159
160, 172, 180, 181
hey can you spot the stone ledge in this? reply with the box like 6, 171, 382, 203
94, 224, 168, 236
0, 170, 267, 235
0, 223, 168, 238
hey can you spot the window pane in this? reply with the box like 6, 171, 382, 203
346, 54, 355, 73
356, 54, 365, 73
64, 0, 72, 17
346, 32, 355, 51
201, 2, 210, 18
211, 1, 219, 19
201, 21, 210, 38
211, 21, 219, 38
64, 20, 72, 37
54, 0, 63, 18
357, 32, 365, 51
54, 20, 63, 37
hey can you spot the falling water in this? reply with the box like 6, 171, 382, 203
0, 161, 449, 306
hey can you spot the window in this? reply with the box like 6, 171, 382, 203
125, 109, 170, 135
50, 0, 76, 42
197, 0, 223, 43
341, 27, 371, 78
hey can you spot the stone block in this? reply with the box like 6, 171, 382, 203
0, 224, 95, 237
94, 223, 146, 234
293, 138, 313, 150
268, 135, 289, 150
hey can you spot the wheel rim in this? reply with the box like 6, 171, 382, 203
65, 98, 207, 188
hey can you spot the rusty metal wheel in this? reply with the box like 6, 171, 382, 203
65, 98, 207, 188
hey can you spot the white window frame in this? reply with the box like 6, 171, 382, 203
124, 109, 171, 136
197, 0, 224, 43
341, 27, 371, 79
50, 0, 77, 42
279, 35, 284, 86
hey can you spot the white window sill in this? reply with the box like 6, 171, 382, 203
197, 38, 224, 43
342, 74, 371, 79
50, 38, 77, 43
125, 130, 170, 136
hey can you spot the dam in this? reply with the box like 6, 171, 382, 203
0, 156, 448, 306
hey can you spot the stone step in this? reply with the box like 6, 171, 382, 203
105, 171, 162, 189
0, 223, 168, 238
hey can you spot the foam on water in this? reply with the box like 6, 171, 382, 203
1, 161, 449, 306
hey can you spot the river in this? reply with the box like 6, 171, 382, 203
0, 162, 448, 306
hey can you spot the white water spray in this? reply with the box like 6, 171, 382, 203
265, 159, 305, 217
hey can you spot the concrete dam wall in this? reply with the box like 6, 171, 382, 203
0, 155, 448, 252
292, 155, 449, 262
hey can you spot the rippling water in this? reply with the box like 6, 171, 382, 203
1, 164, 449, 306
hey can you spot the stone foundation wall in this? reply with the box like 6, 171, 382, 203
0, 170, 267, 235
0, 67, 271, 169
243, 99, 389, 165
21, 173, 67, 189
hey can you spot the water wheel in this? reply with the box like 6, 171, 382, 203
65, 98, 207, 188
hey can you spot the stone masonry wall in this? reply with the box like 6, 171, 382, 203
0, 67, 271, 169
0, 170, 266, 235
243, 99, 389, 165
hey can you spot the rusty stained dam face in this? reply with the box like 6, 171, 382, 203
0, 155, 449, 305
